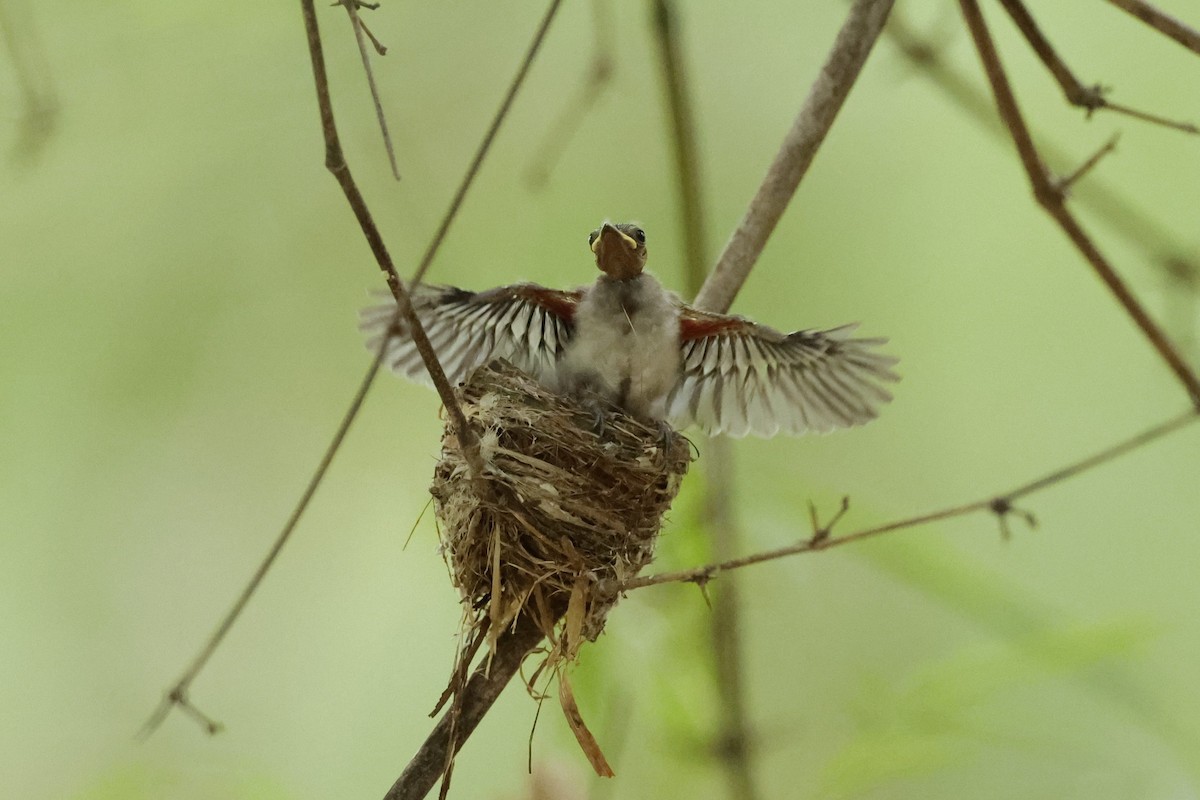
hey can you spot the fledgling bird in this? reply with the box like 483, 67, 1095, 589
361, 222, 899, 438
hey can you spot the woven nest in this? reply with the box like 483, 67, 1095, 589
431, 360, 692, 662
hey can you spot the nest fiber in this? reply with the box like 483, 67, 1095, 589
431, 360, 692, 657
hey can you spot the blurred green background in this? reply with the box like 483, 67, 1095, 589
3, 1, 1200, 798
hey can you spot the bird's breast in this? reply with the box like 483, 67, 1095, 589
556, 275, 682, 419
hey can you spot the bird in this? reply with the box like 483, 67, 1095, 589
360, 222, 899, 438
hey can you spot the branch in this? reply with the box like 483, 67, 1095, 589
140, 338, 390, 738
620, 410, 1198, 592
997, 0, 1197, 133
653, 3, 758, 798
383, 617, 548, 800
337, 0, 402, 180
300, 0, 486, 481
958, 0, 1200, 408
410, 0, 565, 284
142, 0, 564, 740
692, 0, 895, 314
883, 13, 1200, 304
653, 0, 708, 300
1104, 0, 1200, 55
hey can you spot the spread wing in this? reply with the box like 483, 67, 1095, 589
360, 283, 582, 387
666, 308, 899, 438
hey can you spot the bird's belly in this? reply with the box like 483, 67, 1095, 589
558, 313, 680, 420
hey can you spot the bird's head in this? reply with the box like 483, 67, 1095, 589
589, 221, 647, 281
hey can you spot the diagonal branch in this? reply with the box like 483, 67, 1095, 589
958, 0, 1200, 408
383, 617, 548, 800
693, 0, 895, 314
620, 410, 1198, 592
653, 3, 758, 798
301, 0, 486, 480
1104, 0, 1200, 55
883, 12, 1199, 307
410, 0, 565, 285
997, 0, 1197, 133
142, 0, 561, 740
140, 339, 391, 738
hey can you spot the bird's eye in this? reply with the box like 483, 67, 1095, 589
633, 228, 646, 243
588, 230, 599, 245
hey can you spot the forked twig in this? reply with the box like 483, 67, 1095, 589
997, 0, 1198, 133
883, 12, 1200, 309
693, 0, 896, 314
620, 410, 1198, 592
140, 337, 391, 738
301, 0, 484, 479
1055, 133, 1119, 193
959, 0, 1200, 408
143, 0, 561, 738
337, 0, 402, 180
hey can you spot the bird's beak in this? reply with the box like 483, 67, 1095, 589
592, 223, 642, 279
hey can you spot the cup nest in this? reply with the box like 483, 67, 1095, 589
431, 360, 692, 660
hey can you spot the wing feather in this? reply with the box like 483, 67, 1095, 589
669, 310, 899, 438
360, 283, 581, 387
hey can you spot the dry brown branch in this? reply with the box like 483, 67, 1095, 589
884, 12, 1200, 333
300, 0, 485, 479
959, 0, 1200, 408
997, 0, 1197, 133
143, 0, 563, 739
619, 410, 1198, 592
653, 3, 758, 797
1104, 0, 1200, 55
338, 0, 402, 180
693, 0, 895, 314
140, 338, 391, 738
1055, 133, 1119, 192
384, 616, 549, 800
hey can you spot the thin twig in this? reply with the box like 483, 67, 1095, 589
301, 0, 487, 482
883, 13, 1200, 320
140, 337, 391, 738
620, 410, 1198, 592
1055, 133, 1119, 193
338, 0, 402, 180
1104, 0, 1200, 55
410, 0, 565, 284
997, 0, 1198, 134
693, 0, 895, 314
653, 0, 708, 300
524, 0, 615, 189
653, 3, 758, 798
143, 0, 558, 740
959, 0, 1200, 408
379, 3, 567, 796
